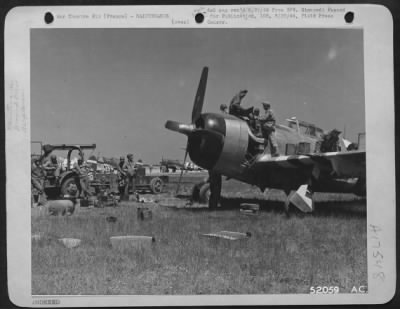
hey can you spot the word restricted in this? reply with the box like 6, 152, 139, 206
32, 299, 60, 305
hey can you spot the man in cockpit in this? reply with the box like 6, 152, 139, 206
228, 89, 254, 119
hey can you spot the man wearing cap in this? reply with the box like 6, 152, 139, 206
259, 102, 280, 157
122, 154, 136, 200
220, 104, 228, 114
228, 89, 254, 119
320, 129, 342, 152
43, 154, 61, 183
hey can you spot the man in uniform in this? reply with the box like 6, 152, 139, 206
43, 154, 61, 183
228, 89, 254, 119
259, 102, 280, 157
220, 104, 228, 114
249, 108, 263, 137
72, 157, 91, 198
31, 158, 46, 206
122, 153, 136, 200
117, 156, 126, 197
320, 129, 342, 152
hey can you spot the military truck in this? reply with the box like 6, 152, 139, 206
134, 164, 168, 194
38, 143, 97, 199
160, 157, 184, 173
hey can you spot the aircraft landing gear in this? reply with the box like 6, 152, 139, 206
191, 171, 221, 209
208, 171, 222, 210
283, 189, 293, 218
283, 184, 314, 217
287, 184, 314, 213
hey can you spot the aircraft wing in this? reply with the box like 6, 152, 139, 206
251, 151, 366, 178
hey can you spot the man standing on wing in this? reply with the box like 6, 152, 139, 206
259, 101, 280, 157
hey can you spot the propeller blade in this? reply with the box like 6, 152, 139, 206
165, 121, 195, 135
191, 66, 209, 124
175, 146, 189, 196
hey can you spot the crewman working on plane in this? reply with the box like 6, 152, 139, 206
219, 104, 228, 114
260, 101, 279, 157
320, 129, 342, 152
229, 89, 254, 119
249, 108, 263, 138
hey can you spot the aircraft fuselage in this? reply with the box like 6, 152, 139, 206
188, 112, 363, 195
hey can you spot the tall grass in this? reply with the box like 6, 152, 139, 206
32, 184, 367, 295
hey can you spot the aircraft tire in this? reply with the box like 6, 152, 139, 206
199, 183, 211, 204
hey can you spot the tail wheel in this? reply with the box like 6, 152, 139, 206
149, 177, 164, 194
199, 183, 211, 204
61, 177, 79, 197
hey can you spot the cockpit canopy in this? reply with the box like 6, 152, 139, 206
286, 117, 324, 138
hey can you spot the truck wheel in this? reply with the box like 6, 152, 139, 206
150, 177, 164, 194
61, 177, 79, 197
199, 183, 210, 204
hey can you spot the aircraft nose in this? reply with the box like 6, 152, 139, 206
202, 114, 226, 135
188, 114, 226, 170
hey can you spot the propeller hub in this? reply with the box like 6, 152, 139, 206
165, 121, 195, 135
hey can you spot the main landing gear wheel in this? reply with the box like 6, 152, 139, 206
149, 177, 164, 194
199, 183, 211, 204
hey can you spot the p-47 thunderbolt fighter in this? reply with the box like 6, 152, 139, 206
165, 67, 366, 213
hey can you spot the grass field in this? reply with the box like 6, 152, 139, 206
32, 173, 367, 295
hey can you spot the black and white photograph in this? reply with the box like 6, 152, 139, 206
4, 4, 396, 306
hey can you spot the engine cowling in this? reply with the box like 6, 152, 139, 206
188, 113, 249, 178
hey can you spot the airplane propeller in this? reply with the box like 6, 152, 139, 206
172, 67, 209, 195
192, 67, 209, 123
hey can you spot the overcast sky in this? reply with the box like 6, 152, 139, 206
31, 28, 364, 163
